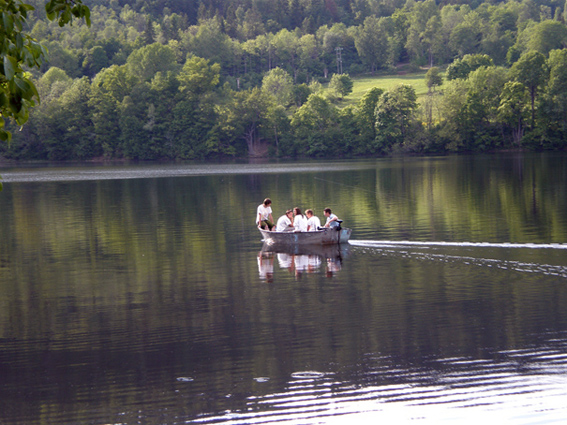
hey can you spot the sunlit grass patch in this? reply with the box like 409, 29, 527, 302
335, 72, 429, 107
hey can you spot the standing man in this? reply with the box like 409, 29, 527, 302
305, 209, 321, 231
257, 198, 274, 230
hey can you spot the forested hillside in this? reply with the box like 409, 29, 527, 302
3, 0, 567, 160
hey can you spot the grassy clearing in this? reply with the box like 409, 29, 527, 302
334, 71, 429, 107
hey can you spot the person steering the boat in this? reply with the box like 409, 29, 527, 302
276, 209, 294, 232
305, 209, 321, 231
323, 208, 340, 228
293, 207, 308, 232
256, 198, 274, 231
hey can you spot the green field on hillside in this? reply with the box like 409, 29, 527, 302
336, 72, 429, 107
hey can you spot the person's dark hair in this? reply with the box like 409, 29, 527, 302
293, 207, 302, 215
324, 208, 332, 214
305, 209, 313, 216
263, 198, 272, 206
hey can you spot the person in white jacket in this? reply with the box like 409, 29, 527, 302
293, 207, 308, 232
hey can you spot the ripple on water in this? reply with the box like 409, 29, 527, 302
290, 371, 327, 380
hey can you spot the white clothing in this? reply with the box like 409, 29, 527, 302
256, 204, 272, 224
276, 215, 292, 232
294, 214, 308, 232
294, 255, 309, 272
277, 253, 293, 268
306, 215, 321, 231
257, 255, 273, 280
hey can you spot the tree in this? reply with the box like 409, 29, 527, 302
291, 93, 341, 156
126, 43, 178, 82
425, 67, 443, 92
0, 0, 90, 141
353, 16, 388, 73
261, 67, 293, 106
424, 67, 443, 129
375, 84, 418, 152
448, 12, 483, 58
526, 20, 567, 55
291, 83, 311, 107
405, 0, 439, 65
497, 81, 530, 145
537, 49, 567, 147
221, 88, 275, 157
355, 86, 384, 152
511, 51, 547, 129
177, 55, 221, 97
329, 73, 353, 99
446, 54, 494, 81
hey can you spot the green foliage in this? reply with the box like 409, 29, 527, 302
446, 54, 494, 81
497, 81, 530, 145
177, 55, 220, 96
329, 73, 353, 99
353, 15, 388, 73
511, 51, 547, 128
291, 93, 341, 156
375, 84, 418, 153
525, 20, 567, 55
6, 0, 567, 159
425, 67, 442, 91
0, 0, 89, 141
354, 86, 384, 153
126, 43, 177, 82
261, 67, 293, 106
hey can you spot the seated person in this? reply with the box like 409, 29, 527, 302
305, 209, 321, 231
293, 207, 308, 232
276, 209, 295, 232
256, 198, 274, 230
323, 207, 340, 228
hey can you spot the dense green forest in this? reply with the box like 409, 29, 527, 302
3, 0, 567, 160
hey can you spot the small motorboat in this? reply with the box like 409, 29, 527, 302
259, 222, 351, 246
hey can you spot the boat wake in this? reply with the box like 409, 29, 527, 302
349, 240, 567, 278
349, 240, 567, 250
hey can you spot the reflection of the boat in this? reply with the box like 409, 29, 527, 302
260, 242, 350, 278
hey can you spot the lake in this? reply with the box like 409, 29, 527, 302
1, 153, 567, 424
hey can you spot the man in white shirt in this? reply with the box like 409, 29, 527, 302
276, 209, 294, 232
256, 198, 274, 230
305, 209, 321, 231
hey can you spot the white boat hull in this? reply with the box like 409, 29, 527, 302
259, 227, 351, 245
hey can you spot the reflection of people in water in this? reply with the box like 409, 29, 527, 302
257, 251, 274, 282
277, 252, 294, 272
294, 254, 309, 279
308, 255, 322, 272
326, 257, 342, 277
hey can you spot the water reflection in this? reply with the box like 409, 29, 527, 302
258, 243, 350, 279
1, 154, 567, 425
195, 334, 567, 424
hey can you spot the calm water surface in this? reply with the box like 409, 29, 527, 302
1, 154, 567, 424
